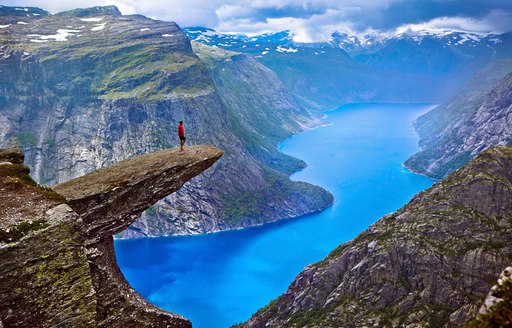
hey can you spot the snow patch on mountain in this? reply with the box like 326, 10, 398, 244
276, 46, 298, 53
91, 24, 105, 31
80, 17, 103, 22
37, 29, 81, 41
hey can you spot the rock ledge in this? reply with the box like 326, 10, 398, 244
0, 145, 223, 327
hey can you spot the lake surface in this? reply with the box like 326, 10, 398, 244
115, 103, 435, 328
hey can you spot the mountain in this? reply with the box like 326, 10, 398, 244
241, 145, 512, 328
0, 6, 332, 237
405, 60, 512, 179
0, 145, 221, 327
185, 28, 512, 109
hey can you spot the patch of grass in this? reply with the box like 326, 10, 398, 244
0, 164, 36, 186
93, 44, 200, 101
0, 148, 24, 164
39, 186, 67, 203
0, 163, 66, 203
17, 132, 37, 147
0, 219, 49, 243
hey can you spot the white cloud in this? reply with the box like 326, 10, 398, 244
394, 10, 512, 36
1, 0, 511, 39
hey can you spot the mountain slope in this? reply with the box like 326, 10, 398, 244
405, 60, 512, 179
125, 43, 334, 236
243, 145, 512, 328
0, 6, 332, 237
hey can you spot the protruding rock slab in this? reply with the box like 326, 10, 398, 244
54, 145, 224, 241
1, 145, 223, 328
53, 145, 222, 327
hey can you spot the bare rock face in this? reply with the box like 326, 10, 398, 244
0, 145, 223, 327
243, 146, 512, 328
405, 63, 512, 179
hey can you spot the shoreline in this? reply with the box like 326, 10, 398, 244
117, 102, 436, 241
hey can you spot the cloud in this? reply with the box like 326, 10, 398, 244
2, 0, 512, 40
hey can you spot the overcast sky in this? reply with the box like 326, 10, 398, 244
3, 0, 512, 42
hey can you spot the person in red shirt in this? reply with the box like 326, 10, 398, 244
178, 121, 186, 151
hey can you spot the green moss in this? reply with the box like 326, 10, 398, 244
0, 164, 36, 186
17, 132, 37, 147
0, 219, 49, 243
427, 304, 457, 328
289, 307, 328, 327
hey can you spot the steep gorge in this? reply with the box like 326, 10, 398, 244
0, 6, 332, 237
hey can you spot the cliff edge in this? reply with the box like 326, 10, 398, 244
0, 145, 223, 327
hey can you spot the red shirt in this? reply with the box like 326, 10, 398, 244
178, 124, 185, 137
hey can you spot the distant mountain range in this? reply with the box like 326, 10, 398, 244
185, 27, 509, 54
185, 27, 512, 108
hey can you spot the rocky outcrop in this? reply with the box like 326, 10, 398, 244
243, 146, 512, 328
0, 145, 222, 327
466, 266, 512, 327
0, 5, 332, 237
405, 60, 512, 179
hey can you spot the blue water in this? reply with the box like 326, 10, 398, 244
115, 103, 435, 328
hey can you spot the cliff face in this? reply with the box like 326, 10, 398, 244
405, 60, 512, 179
0, 145, 222, 327
0, 6, 332, 237
243, 146, 512, 328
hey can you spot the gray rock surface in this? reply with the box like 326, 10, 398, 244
243, 146, 512, 328
1, 145, 222, 327
405, 61, 512, 179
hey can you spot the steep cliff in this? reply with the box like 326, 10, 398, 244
125, 42, 334, 237
242, 146, 512, 327
0, 5, 332, 237
0, 145, 222, 327
405, 60, 512, 179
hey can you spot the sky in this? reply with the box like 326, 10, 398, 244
3, 0, 512, 42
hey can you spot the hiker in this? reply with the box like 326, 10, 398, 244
178, 121, 186, 151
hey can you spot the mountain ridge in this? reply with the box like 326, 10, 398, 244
405, 60, 512, 179
185, 27, 512, 109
